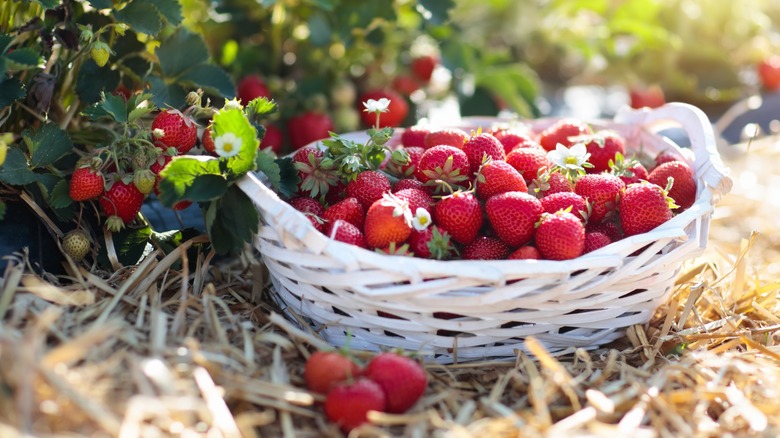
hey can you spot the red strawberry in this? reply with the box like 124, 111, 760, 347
359, 89, 408, 128
393, 178, 430, 194
485, 191, 543, 247
346, 170, 392, 209
388, 146, 425, 178
69, 167, 105, 201
325, 180, 348, 205
475, 159, 528, 200
532, 170, 574, 197
505, 147, 550, 184
610, 154, 649, 186
363, 352, 426, 414
414, 145, 470, 189
407, 226, 455, 260
462, 237, 510, 260
508, 245, 541, 260
237, 75, 271, 104
759, 56, 780, 91
288, 112, 333, 150
583, 132, 626, 174
434, 191, 482, 245
462, 133, 506, 174
392, 74, 421, 96
363, 194, 413, 248
493, 129, 540, 154
293, 146, 339, 198
261, 123, 284, 155
647, 161, 696, 210
424, 128, 468, 150
654, 150, 682, 168
201, 125, 215, 155
629, 85, 665, 109
574, 174, 625, 223
327, 219, 367, 248
401, 126, 431, 148
304, 351, 362, 394
149, 155, 173, 177
536, 211, 586, 260
411, 55, 438, 82
322, 197, 365, 230
619, 182, 676, 236
538, 118, 591, 152
587, 220, 623, 242
151, 110, 198, 154
324, 378, 386, 432
584, 231, 611, 253
394, 188, 434, 217
541, 191, 588, 222
100, 181, 144, 229
289, 197, 325, 232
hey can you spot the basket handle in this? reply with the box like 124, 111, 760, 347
614, 102, 733, 202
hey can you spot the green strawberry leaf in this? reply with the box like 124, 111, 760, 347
156, 29, 209, 78
25, 124, 74, 168
0, 78, 26, 108
139, 0, 183, 26
206, 185, 259, 255
246, 97, 278, 119
211, 107, 260, 179
417, 0, 454, 24
75, 59, 121, 105
0, 148, 37, 185
178, 63, 235, 99
146, 76, 188, 108
48, 178, 73, 209
35, 172, 60, 200
157, 156, 222, 207
255, 150, 298, 198
0, 34, 13, 53
82, 92, 128, 122
85, 0, 113, 8
0, 201, 6, 221
29, 0, 59, 9
4, 48, 42, 70
115, 1, 165, 36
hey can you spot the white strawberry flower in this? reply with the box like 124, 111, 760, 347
547, 142, 590, 171
412, 207, 432, 231
362, 98, 390, 113
214, 132, 242, 158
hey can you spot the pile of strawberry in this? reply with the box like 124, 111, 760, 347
286, 117, 697, 261
304, 350, 426, 433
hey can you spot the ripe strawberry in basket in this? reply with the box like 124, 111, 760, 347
538, 118, 591, 152
584, 231, 611, 253
415, 145, 470, 189
493, 129, 540, 154
486, 191, 543, 247
289, 197, 325, 232
322, 197, 365, 230
327, 219, 367, 248
394, 188, 435, 218
574, 173, 625, 223
475, 159, 528, 200
619, 181, 676, 236
401, 126, 431, 148
434, 190, 482, 245
541, 192, 588, 222
463, 237, 511, 260
532, 169, 574, 197
506, 147, 550, 184
582, 131, 626, 174
648, 161, 696, 210
346, 170, 392, 209
610, 153, 649, 186
424, 128, 468, 150
535, 211, 586, 260
408, 226, 456, 260
293, 146, 339, 198
508, 245, 541, 260
364, 193, 413, 248
386, 146, 424, 178
463, 133, 506, 174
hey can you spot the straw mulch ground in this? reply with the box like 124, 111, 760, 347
0, 138, 779, 438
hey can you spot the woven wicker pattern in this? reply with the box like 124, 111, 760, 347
237, 103, 732, 363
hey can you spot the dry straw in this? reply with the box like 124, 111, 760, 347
0, 108, 778, 437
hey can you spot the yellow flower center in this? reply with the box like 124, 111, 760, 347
565, 156, 579, 165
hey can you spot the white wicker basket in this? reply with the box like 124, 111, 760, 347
237, 103, 732, 363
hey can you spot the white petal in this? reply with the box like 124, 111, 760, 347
412, 208, 432, 231
569, 142, 587, 156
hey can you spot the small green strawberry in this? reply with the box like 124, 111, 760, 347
133, 169, 156, 195
62, 229, 91, 261
90, 41, 111, 67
